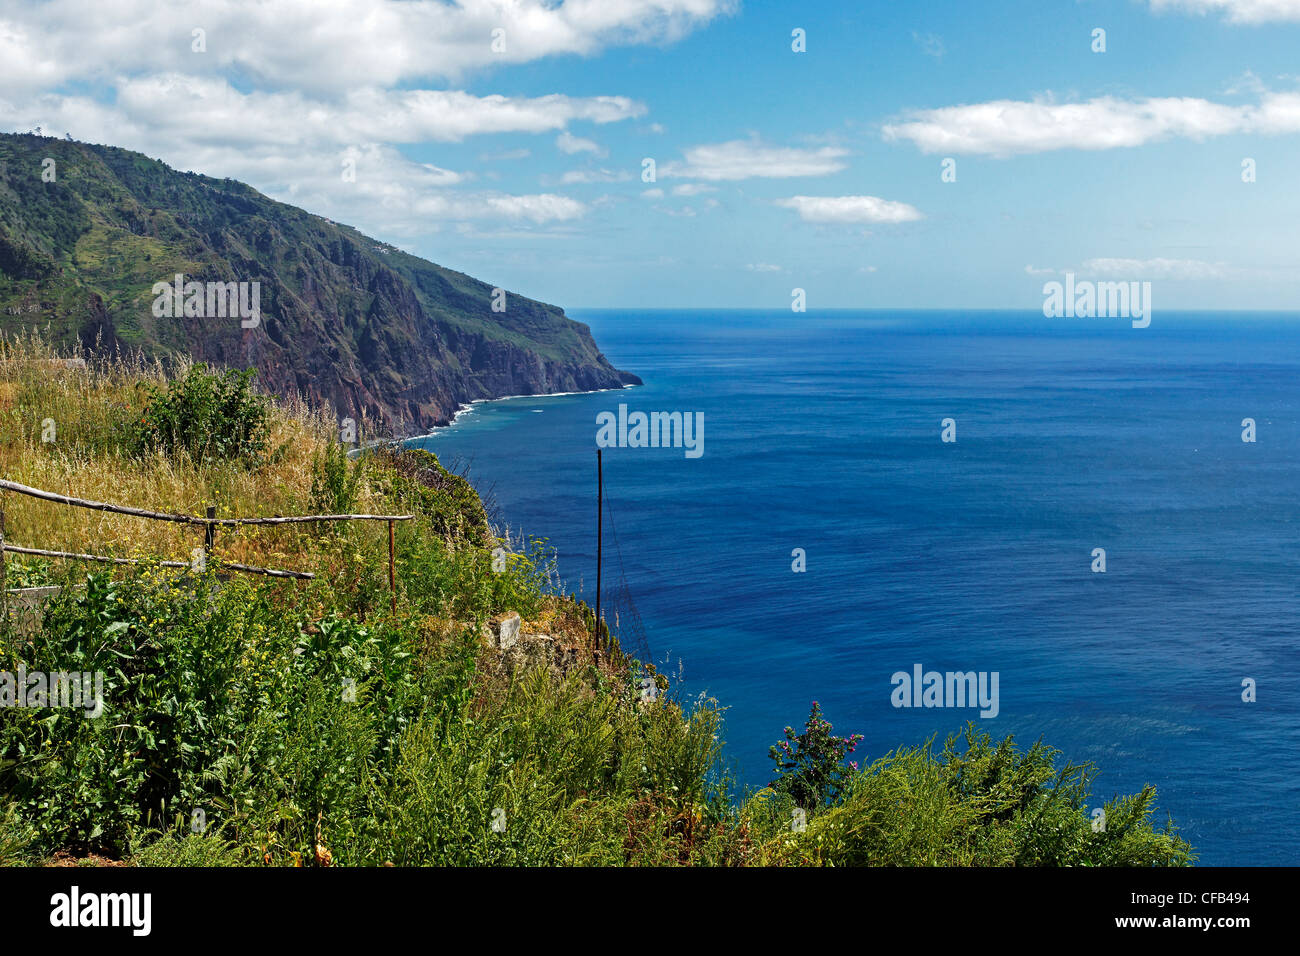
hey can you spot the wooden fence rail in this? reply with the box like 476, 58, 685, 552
0, 478, 416, 612
1, 543, 314, 580
0, 479, 413, 526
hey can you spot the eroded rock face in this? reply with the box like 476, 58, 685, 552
501, 634, 582, 679
484, 614, 584, 680
489, 612, 522, 651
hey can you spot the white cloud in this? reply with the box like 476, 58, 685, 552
556, 131, 606, 155
1035, 257, 1300, 282
1149, 0, 1300, 23
745, 263, 782, 272
19, 2, 1021, 249
7, 123, 581, 234
0, 76, 646, 232
559, 168, 632, 184
883, 92, 1300, 156
661, 138, 849, 180
1080, 257, 1236, 280
474, 193, 587, 223
481, 148, 532, 161
640, 188, 665, 199
1223, 70, 1267, 95
0, 0, 737, 93
1, 77, 644, 150
296, 147, 586, 230
0, 1, 723, 237
912, 32, 945, 58
774, 195, 923, 224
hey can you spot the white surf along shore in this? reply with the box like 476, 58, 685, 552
416, 382, 640, 438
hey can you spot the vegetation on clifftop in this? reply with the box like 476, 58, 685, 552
0, 340, 1193, 866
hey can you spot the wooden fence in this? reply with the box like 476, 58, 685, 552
0, 478, 413, 614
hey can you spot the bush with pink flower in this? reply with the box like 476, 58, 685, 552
768, 701, 864, 809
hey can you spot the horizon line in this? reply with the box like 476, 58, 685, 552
565, 306, 1300, 314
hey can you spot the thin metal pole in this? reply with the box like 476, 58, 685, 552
0, 506, 7, 621
595, 448, 602, 651
388, 519, 396, 613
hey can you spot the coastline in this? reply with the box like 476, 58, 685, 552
407, 382, 640, 441
348, 383, 638, 458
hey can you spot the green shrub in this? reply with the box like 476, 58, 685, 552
768, 701, 863, 809
2, 557, 52, 589
0, 554, 1194, 866
370, 447, 490, 543
129, 364, 270, 464
755, 725, 1194, 867
131, 832, 248, 867
310, 438, 364, 515
0, 803, 39, 865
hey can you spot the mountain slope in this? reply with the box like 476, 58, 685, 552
0, 132, 639, 433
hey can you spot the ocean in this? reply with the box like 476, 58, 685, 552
408, 309, 1300, 866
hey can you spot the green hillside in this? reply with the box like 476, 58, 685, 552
0, 132, 639, 434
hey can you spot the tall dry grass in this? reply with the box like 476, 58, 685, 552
0, 332, 389, 576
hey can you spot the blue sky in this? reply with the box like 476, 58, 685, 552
4, 0, 1300, 309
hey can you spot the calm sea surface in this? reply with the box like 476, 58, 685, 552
409, 309, 1300, 865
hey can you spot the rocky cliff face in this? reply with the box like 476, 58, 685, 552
0, 133, 639, 434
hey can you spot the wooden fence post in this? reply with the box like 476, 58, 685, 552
204, 505, 216, 560
387, 519, 396, 614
